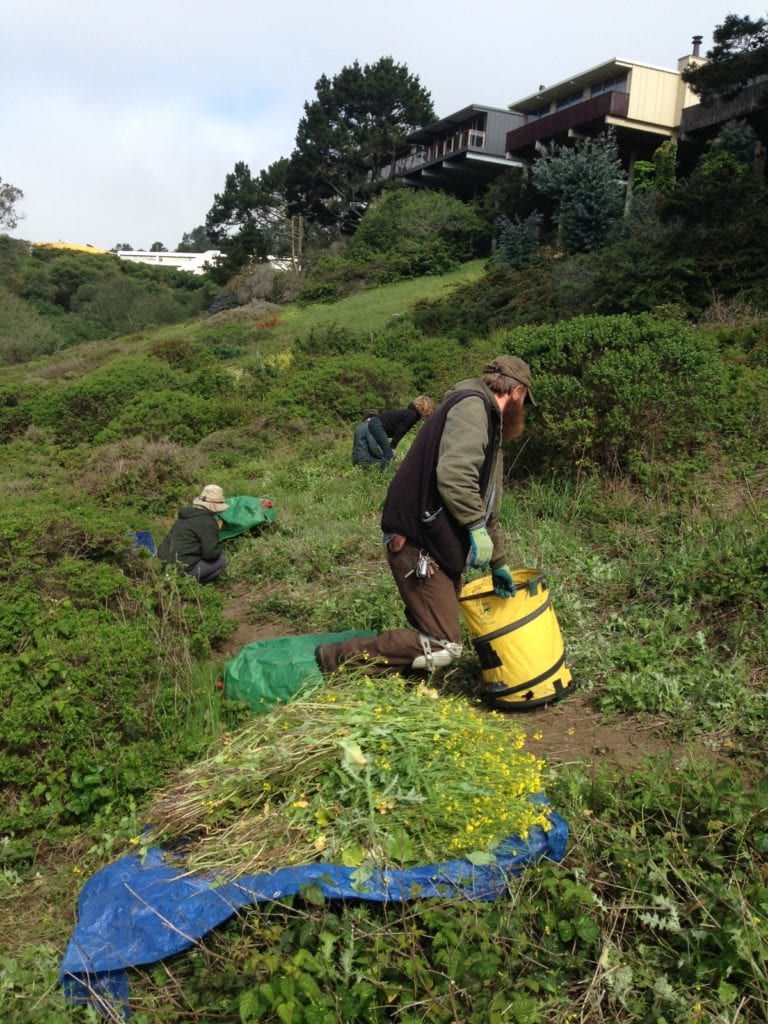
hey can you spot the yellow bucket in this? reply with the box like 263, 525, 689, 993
459, 569, 574, 710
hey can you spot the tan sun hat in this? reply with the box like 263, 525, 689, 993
193, 484, 229, 513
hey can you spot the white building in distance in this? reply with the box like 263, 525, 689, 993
115, 250, 222, 274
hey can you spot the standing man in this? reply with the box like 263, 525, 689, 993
316, 357, 536, 675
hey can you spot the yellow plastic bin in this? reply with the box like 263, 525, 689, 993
459, 570, 574, 710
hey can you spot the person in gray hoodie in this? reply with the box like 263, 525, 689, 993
157, 484, 229, 583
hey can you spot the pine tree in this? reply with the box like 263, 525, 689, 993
531, 132, 627, 253
287, 57, 434, 227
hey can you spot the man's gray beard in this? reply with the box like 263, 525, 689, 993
502, 403, 526, 442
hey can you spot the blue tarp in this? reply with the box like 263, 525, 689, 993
60, 806, 568, 1018
127, 531, 155, 555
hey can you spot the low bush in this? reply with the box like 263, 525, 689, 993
0, 381, 34, 440
300, 190, 485, 302
148, 336, 215, 371
95, 389, 245, 446
27, 356, 186, 443
498, 314, 728, 475
410, 257, 597, 338
0, 284, 61, 364
299, 250, 366, 303
0, 502, 232, 865
293, 323, 364, 358
262, 353, 413, 423
79, 438, 204, 512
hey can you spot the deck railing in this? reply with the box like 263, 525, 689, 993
505, 90, 630, 153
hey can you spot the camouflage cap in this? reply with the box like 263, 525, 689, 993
483, 355, 537, 405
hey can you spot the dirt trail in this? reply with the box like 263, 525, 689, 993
501, 689, 683, 769
219, 582, 286, 659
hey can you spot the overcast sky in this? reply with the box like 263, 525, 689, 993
3, 0, 734, 251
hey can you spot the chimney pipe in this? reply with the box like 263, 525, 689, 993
692, 35, 703, 57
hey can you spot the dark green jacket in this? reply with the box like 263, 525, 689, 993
157, 506, 222, 568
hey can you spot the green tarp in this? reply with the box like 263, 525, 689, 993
224, 631, 377, 712
218, 495, 277, 540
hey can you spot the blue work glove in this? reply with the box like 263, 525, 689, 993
491, 564, 517, 598
468, 525, 493, 568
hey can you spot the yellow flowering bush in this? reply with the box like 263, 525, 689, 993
145, 673, 549, 877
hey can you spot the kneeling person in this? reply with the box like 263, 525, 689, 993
157, 484, 229, 584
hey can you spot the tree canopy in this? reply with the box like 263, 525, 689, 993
682, 13, 768, 103
176, 225, 216, 252
205, 158, 291, 278
0, 177, 24, 230
287, 57, 435, 227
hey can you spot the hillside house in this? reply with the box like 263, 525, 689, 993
372, 104, 527, 198
505, 45, 705, 174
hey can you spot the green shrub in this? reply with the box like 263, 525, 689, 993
19, 250, 116, 311
720, 360, 768, 455
0, 502, 232, 859
588, 218, 705, 316
354, 189, 483, 263
27, 356, 186, 443
95, 389, 245, 445
494, 211, 544, 268
299, 251, 364, 303
398, 334, 473, 397
531, 132, 626, 253
148, 336, 215, 371
263, 353, 413, 423
0, 284, 61, 364
300, 190, 484, 302
498, 314, 728, 474
80, 438, 203, 512
0, 382, 34, 440
411, 258, 597, 338
293, 323, 363, 357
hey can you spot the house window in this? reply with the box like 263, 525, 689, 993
527, 103, 551, 122
468, 129, 485, 147
556, 88, 585, 111
591, 73, 628, 97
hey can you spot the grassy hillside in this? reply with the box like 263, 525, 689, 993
1, 261, 766, 1023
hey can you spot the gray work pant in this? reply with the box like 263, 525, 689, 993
187, 554, 228, 584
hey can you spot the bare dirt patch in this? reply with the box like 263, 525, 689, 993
220, 582, 287, 659
508, 689, 686, 770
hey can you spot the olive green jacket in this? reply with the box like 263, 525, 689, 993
436, 378, 506, 567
